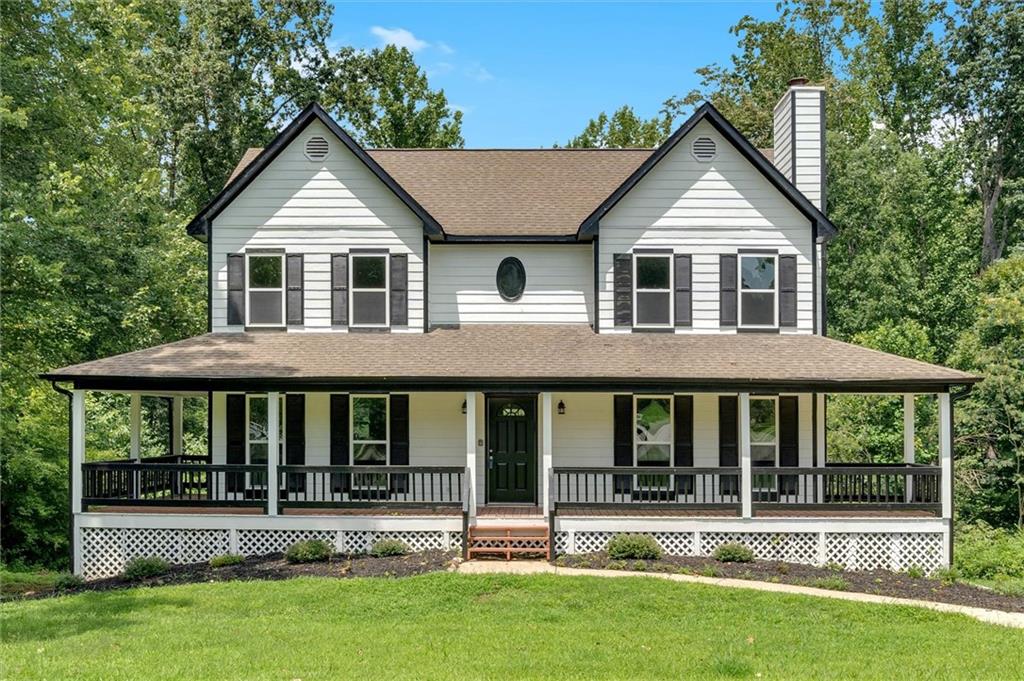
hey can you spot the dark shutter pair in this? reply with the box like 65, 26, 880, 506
225, 393, 306, 497
719, 254, 797, 327
718, 395, 799, 498
329, 394, 409, 494
330, 253, 409, 328
612, 394, 695, 497
226, 253, 304, 326
612, 253, 692, 328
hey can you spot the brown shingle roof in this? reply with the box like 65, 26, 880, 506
225, 147, 774, 237
45, 326, 976, 391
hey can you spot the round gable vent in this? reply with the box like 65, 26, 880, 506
304, 136, 330, 161
691, 136, 717, 162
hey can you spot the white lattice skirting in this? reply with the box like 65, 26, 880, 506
80, 527, 462, 579
556, 530, 945, 573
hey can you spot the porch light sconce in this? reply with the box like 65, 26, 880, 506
461, 400, 467, 415
557, 400, 566, 415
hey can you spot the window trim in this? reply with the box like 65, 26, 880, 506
738, 253, 779, 329
350, 394, 390, 466
245, 253, 286, 327
749, 395, 779, 492
632, 252, 674, 329
348, 253, 390, 328
245, 394, 285, 488
632, 394, 674, 466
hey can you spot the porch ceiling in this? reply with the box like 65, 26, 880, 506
43, 326, 977, 393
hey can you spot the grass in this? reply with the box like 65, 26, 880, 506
3, 574, 1022, 680
1, 570, 61, 598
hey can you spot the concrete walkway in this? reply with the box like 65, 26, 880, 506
457, 560, 1024, 629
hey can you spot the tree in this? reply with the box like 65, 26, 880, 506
562, 105, 672, 148
944, 0, 1024, 268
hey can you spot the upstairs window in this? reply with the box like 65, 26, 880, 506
739, 254, 777, 328
633, 253, 673, 328
350, 254, 389, 327
247, 254, 285, 326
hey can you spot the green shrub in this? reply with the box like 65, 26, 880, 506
370, 539, 409, 557
284, 539, 333, 564
123, 556, 170, 580
905, 565, 925, 579
209, 554, 245, 568
631, 560, 647, 572
606, 534, 662, 560
53, 573, 85, 592
807, 576, 849, 591
954, 523, 1024, 580
712, 542, 754, 563
934, 567, 959, 585
605, 560, 627, 571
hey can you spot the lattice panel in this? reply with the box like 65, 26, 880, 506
553, 532, 569, 554
700, 532, 818, 565
825, 533, 943, 573
651, 532, 696, 556
572, 531, 616, 554
80, 527, 230, 579
237, 529, 336, 556
343, 530, 452, 554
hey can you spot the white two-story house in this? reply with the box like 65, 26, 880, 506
46, 80, 976, 578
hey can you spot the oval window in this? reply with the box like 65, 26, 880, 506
496, 257, 526, 301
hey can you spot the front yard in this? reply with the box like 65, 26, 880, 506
3, 573, 1022, 680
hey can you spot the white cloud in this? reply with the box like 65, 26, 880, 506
464, 63, 494, 82
426, 62, 455, 78
370, 26, 429, 52
436, 41, 455, 55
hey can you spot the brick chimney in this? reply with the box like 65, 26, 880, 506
772, 78, 826, 212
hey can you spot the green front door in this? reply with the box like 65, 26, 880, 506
487, 396, 536, 504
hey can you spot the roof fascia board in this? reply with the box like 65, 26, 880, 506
577, 102, 837, 240
185, 103, 445, 241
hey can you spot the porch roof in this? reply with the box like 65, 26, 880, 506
43, 326, 977, 393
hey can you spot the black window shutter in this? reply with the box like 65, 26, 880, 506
227, 254, 245, 325
286, 255, 304, 326
225, 394, 246, 493
329, 394, 350, 492
674, 254, 692, 327
390, 254, 408, 327
613, 394, 633, 494
779, 396, 799, 494
613, 253, 633, 328
720, 254, 737, 327
285, 394, 305, 493
331, 254, 348, 326
389, 394, 410, 493
674, 395, 694, 494
718, 395, 739, 496
779, 254, 797, 327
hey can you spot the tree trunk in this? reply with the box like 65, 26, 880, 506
980, 176, 1004, 269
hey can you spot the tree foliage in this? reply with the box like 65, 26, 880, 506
562, 105, 671, 149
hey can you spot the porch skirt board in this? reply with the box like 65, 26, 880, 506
554, 530, 945, 574
79, 526, 461, 579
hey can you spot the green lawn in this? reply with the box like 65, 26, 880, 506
2, 573, 1022, 680
0, 570, 60, 598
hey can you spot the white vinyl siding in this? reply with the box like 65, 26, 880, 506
597, 119, 815, 334
211, 119, 424, 333
428, 244, 593, 325
773, 87, 825, 210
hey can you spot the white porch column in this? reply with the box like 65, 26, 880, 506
903, 394, 916, 464
938, 392, 952, 519
267, 392, 280, 516
71, 390, 86, 516
129, 393, 141, 461
739, 392, 752, 518
171, 396, 184, 457
815, 393, 826, 502
541, 393, 553, 515
465, 392, 477, 521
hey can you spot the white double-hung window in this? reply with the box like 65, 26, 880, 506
349, 253, 389, 328
634, 396, 673, 488
246, 253, 286, 326
749, 396, 778, 493
739, 254, 778, 328
633, 253, 673, 328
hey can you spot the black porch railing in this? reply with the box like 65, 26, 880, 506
750, 465, 941, 511
81, 460, 266, 509
277, 465, 466, 508
551, 467, 744, 510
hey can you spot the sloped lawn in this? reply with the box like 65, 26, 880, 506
3, 573, 1022, 680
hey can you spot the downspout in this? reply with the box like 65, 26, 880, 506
50, 381, 74, 571
948, 384, 974, 568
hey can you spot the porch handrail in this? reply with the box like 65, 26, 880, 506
749, 465, 941, 510
81, 461, 265, 510
551, 466, 743, 509
276, 464, 467, 508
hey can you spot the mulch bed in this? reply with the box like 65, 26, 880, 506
553, 552, 1024, 613
8, 550, 458, 601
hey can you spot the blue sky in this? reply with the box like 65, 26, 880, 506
329, 1, 781, 147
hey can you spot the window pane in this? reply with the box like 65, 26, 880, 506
354, 443, 387, 465
249, 290, 283, 325
352, 397, 387, 441
741, 256, 775, 290
636, 291, 670, 325
741, 292, 775, 326
249, 398, 268, 441
637, 444, 670, 467
249, 442, 268, 465
352, 256, 386, 289
352, 291, 387, 325
752, 445, 776, 466
749, 399, 776, 444
636, 256, 670, 289
249, 256, 282, 288
636, 398, 671, 443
